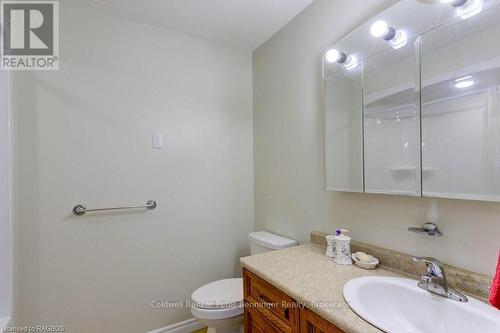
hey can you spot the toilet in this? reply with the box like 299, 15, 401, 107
191, 231, 298, 333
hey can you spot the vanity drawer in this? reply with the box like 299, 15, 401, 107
243, 269, 299, 329
245, 306, 288, 333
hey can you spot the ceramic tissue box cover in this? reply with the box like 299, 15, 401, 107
335, 240, 352, 265
325, 230, 352, 265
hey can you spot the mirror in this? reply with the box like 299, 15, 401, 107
421, 4, 500, 201
324, 66, 364, 192
363, 37, 421, 196
323, 0, 500, 202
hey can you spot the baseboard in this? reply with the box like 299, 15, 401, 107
147, 317, 204, 333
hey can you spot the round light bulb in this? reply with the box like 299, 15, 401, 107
325, 48, 340, 63
440, 0, 454, 3
371, 20, 389, 38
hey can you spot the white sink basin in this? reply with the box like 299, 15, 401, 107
343, 276, 500, 333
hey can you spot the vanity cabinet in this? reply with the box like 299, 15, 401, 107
243, 269, 345, 333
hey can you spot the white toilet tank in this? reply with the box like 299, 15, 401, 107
248, 231, 298, 255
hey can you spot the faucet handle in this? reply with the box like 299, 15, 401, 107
408, 223, 443, 236
412, 257, 445, 279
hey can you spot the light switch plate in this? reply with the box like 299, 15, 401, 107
152, 133, 163, 149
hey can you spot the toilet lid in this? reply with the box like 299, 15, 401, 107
192, 278, 243, 309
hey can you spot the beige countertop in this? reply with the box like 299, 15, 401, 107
240, 244, 409, 333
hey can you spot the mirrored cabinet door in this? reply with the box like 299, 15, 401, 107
421, 6, 500, 201
363, 38, 421, 196
324, 67, 364, 192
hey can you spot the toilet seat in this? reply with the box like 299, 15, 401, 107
191, 302, 243, 320
191, 278, 244, 320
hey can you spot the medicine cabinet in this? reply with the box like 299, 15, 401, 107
324, 0, 500, 202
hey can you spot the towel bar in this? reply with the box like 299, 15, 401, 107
72, 200, 157, 216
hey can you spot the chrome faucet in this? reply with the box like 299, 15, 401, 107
413, 257, 468, 302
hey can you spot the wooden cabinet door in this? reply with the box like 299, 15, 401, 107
244, 269, 299, 328
300, 308, 344, 333
245, 306, 288, 333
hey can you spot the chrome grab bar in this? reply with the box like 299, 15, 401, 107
72, 200, 157, 216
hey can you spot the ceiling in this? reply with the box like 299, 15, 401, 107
79, 0, 315, 50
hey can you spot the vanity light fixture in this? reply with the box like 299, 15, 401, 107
344, 55, 358, 70
390, 30, 408, 49
441, 0, 483, 19
454, 76, 474, 88
370, 20, 395, 40
370, 20, 407, 49
325, 48, 347, 64
324, 48, 357, 70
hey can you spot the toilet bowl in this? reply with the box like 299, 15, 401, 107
191, 278, 243, 333
190, 231, 297, 333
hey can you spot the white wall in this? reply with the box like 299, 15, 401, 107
0, 70, 12, 322
11, 2, 253, 332
253, 0, 500, 277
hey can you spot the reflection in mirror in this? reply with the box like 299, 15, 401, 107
363, 37, 421, 196
324, 66, 363, 192
421, 5, 500, 201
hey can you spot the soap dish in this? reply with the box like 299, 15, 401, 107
352, 252, 379, 269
